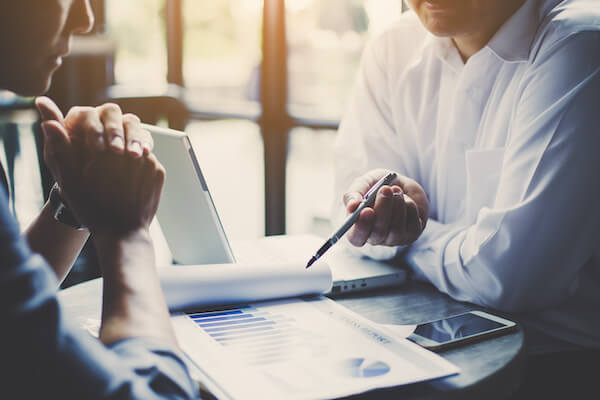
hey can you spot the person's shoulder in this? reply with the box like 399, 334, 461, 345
532, 0, 600, 58
362, 11, 428, 72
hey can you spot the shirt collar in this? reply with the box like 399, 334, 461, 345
426, 0, 563, 65
487, 0, 563, 62
425, 34, 464, 72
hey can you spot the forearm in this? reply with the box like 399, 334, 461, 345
405, 193, 599, 313
24, 201, 90, 283
93, 228, 176, 346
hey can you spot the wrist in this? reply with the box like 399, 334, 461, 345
48, 183, 88, 231
92, 227, 152, 248
92, 228, 154, 276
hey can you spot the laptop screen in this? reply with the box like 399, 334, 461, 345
145, 124, 235, 265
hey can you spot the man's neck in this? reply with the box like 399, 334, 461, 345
453, 0, 526, 62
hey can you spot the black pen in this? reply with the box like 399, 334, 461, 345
306, 172, 397, 268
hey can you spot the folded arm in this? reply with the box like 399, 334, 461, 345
25, 99, 154, 284
1, 191, 197, 398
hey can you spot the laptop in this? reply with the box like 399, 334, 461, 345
145, 124, 407, 295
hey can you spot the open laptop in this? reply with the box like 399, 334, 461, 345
145, 124, 407, 295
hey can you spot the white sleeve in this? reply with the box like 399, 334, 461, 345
405, 31, 600, 312
333, 36, 420, 260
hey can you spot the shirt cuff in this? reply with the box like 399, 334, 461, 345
109, 337, 199, 398
404, 219, 466, 283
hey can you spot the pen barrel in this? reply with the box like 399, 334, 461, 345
332, 174, 394, 242
335, 211, 361, 240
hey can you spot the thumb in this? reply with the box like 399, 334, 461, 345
42, 120, 72, 166
35, 96, 65, 123
343, 191, 363, 213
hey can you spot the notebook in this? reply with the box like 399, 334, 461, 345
145, 124, 408, 295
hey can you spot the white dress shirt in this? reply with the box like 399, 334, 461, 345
334, 0, 600, 351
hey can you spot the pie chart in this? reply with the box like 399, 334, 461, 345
341, 358, 391, 378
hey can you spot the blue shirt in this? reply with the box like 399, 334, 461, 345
0, 170, 199, 399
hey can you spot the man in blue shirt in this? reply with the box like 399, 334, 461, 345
1, 1, 198, 398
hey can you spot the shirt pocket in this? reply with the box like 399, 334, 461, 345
465, 148, 505, 224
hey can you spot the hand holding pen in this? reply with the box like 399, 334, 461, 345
306, 169, 429, 268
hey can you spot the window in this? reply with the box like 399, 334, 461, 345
285, 0, 403, 235
102, 0, 405, 239
287, 0, 403, 120
106, 0, 167, 88
183, 0, 263, 109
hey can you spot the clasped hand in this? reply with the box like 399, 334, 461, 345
35, 97, 165, 235
343, 169, 429, 247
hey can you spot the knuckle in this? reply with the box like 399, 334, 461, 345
78, 106, 97, 118
368, 237, 381, 246
140, 129, 152, 141
343, 191, 360, 208
372, 229, 387, 244
384, 232, 401, 247
104, 122, 123, 136
123, 113, 141, 124
85, 122, 104, 136
348, 235, 364, 247
342, 192, 351, 204
101, 102, 122, 113
68, 105, 88, 116
156, 165, 166, 182
67, 106, 93, 124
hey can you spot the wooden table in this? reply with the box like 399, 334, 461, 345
58, 278, 525, 400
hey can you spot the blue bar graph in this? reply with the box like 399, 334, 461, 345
197, 316, 267, 327
204, 320, 276, 333
187, 305, 300, 365
188, 310, 244, 319
211, 326, 275, 338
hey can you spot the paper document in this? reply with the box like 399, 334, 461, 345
159, 261, 332, 310
173, 297, 459, 400
379, 323, 417, 339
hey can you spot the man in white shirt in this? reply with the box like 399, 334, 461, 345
335, 0, 599, 396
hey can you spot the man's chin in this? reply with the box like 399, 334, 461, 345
7, 76, 53, 97
419, 14, 465, 38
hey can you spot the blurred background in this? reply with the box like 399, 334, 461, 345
0, 0, 406, 287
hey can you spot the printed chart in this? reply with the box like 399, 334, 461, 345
174, 298, 459, 400
188, 305, 324, 367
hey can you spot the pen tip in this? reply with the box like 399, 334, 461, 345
306, 257, 316, 269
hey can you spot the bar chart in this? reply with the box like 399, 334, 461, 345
187, 305, 323, 366
173, 298, 459, 400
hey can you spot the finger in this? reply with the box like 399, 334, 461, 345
401, 195, 422, 244
123, 113, 145, 158
35, 96, 65, 123
149, 153, 166, 190
395, 175, 429, 229
347, 208, 375, 247
384, 186, 407, 246
143, 153, 166, 216
41, 120, 73, 180
344, 168, 399, 212
141, 128, 153, 155
94, 107, 126, 154
367, 186, 394, 245
64, 106, 105, 153
97, 103, 124, 152
343, 191, 363, 213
